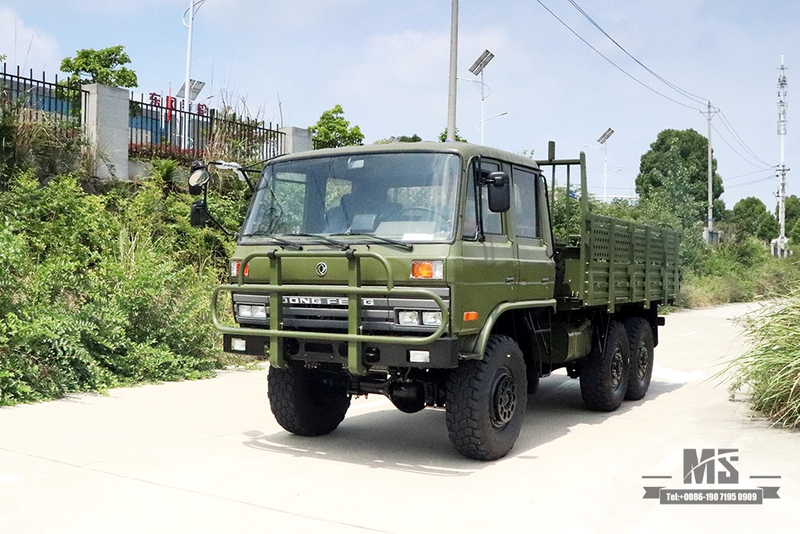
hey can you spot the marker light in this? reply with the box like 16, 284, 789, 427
231, 261, 250, 277
463, 311, 479, 322
411, 260, 444, 280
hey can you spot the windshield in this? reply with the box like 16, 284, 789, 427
241, 152, 461, 244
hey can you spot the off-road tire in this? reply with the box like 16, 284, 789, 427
268, 363, 351, 436
623, 317, 654, 401
580, 320, 630, 412
446, 335, 528, 461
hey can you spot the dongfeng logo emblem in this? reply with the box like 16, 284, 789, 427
316, 262, 328, 277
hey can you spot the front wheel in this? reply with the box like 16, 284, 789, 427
268, 363, 351, 436
446, 335, 528, 461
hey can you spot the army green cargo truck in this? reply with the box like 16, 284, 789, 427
193, 141, 680, 460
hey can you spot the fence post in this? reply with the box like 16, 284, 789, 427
84, 83, 130, 179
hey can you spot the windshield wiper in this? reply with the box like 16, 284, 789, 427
293, 233, 350, 250
331, 233, 413, 251
239, 232, 304, 250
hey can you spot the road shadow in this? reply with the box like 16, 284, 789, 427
242, 374, 683, 475
513, 374, 682, 459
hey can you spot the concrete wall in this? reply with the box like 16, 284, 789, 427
85, 83, 130, 180
279, 126, 313, 154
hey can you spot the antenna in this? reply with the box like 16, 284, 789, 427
773, 56, 790, 257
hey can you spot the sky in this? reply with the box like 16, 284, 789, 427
1, 0, 798, 211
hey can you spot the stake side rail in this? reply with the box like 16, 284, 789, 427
581, 214, 681, 310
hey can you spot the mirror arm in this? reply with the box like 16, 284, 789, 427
204, 207, 235, 238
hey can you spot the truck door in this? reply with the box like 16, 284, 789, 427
512, 166, 555, 301
459, 158, 516, 324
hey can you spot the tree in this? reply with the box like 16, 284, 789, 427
373, 134, 422, 144
308, 105, 364, 149
60, 46, 138, 88
438, 128, 467, 142
730, 197, 779, 242
636, 129, 723, 229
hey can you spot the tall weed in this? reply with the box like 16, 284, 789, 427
726, 294, 800, 428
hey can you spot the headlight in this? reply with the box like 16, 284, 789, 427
422, 311, 442, 326
398, 310, 420, 326
238, 304, 266, 319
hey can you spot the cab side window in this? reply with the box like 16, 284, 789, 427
463, 158, 504, 240
512, 166, 539, 238
479, 159, 503, 235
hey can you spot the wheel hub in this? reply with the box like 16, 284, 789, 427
636, 340, 648, 380
491, 371, 517, 428
610, 347, 624, 389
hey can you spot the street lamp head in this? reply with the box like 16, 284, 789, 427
597, 127, 614, 145
469, 49, 494, 76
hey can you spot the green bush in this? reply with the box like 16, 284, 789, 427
0, 167, 238, 405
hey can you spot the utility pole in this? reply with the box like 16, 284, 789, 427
773, 55, 790, 258
446, 0, 458, 142
703, 102, 719, 243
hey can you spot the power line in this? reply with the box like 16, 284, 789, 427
711, 123, 771, 169
566, 0, 708, 106
725, 166, 778, 183
542, 0, 772, 170
724, 175, 777, 190
717, 110, 772, 167
534, 0, 704, 112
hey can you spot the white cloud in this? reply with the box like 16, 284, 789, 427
0, 7, 60, 73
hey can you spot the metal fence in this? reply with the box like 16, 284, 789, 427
0, 63, 89, 128
129, 93, 285, 164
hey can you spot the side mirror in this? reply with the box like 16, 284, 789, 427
190, 199, 210, 228
486, 171, 510, 213
188, 161, 210, 195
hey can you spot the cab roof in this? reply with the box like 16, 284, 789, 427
270, 141, 542, 171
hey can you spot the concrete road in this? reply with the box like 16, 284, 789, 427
1, 303, 797, 533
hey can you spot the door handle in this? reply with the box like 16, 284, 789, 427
506, 276, 515, 283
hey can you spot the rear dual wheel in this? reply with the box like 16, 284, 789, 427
580, 320, 630, 412
623, 317, 654, 401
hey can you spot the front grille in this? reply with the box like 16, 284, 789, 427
233, 287, 449, 335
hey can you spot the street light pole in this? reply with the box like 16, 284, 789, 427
446, 0, 458, 142
184, 0, 195, 116
468, 49, 495, 145
589, 128, 614, 202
